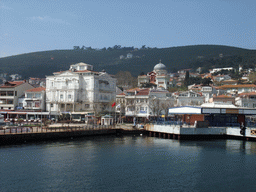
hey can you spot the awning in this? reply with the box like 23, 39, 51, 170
168, 106, 202, 115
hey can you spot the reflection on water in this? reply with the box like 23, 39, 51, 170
1, 136, 256, 191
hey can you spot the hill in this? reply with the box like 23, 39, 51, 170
0, 45, 255, 79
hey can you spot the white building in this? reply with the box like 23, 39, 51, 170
210, 67, 233, 74
24, 87, 46, 111
46, 62, 116, 115
174, 91, 205, 106
235, 92, 256, 108
116, 88, 175, 121
0, 81, 34, 110
138, 61, 170, 89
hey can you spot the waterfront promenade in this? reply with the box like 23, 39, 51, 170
0, 123, 139, 145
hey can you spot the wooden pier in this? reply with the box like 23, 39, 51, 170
0, 124, 142, 145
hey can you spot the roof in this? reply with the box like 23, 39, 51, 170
26, 87, 45, 92
218, 84, 256, 89
0, 81, 25, 88
169, 106, 202, 114
154, 62, 166, 71
239, 92, 256, 97
201, 102, 237, 108
214, 95, 233, 98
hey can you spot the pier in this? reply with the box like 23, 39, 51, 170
144, 123, 256, 141
0, 123, 142, 145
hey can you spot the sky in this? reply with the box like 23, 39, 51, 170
0, 0, 256, 58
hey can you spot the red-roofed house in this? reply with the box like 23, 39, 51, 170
0, 81, 34, 110
217, 84, 256, 94
24, 87, 46, 111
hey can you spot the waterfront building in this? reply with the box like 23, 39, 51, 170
174, 90, 205, 106
235, 92, 256, 108
0, 81, 34, 110
116, 88, 175, 122
46, 62, 116, 116
23, 87, 46, 111
209, 95, 235, 105
138, 61, 170, 89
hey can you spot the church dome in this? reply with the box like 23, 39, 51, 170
154, 62, 166, 71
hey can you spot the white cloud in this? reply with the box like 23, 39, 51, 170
31, 16, 70, 25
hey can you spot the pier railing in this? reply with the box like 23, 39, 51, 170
0, 124, 115, 135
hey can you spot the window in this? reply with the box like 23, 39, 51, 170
61, 104, 65, 108
60, 94, 63, 99
51, 104, 53, 107
253, 104, 256, 108
27, 102, 32, 107
35, 93, 41, 98
243, 103, 249, 107
35, 102, 40, 107
85, 104, 90, 108
27, 93, 33, 98
68, 94, 72, 99
7, 91, 14, 96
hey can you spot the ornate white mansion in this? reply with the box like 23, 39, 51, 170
46, 62, 116, 115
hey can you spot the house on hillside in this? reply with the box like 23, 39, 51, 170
126, 53, 133, 59
217, 84, 256, 94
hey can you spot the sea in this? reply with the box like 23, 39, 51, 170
1, 135, 256, 191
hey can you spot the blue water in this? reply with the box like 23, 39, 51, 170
1, 136, 256, 191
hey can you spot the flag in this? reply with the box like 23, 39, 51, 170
111, 102, 116, 107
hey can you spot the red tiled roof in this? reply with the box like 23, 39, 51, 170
0, 81, 25, 88
136, 89, 150, 95
26, 87, 45, 92
215, 95, 233, 98
126, 88, 141, 92
239, 92, 256, 97
218, 84, 256, 89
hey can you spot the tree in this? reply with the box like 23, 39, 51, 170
184, 71, 190, 87
202, 77, 212, 86
149, 97, 161, 119
249, 72, 256, 84
115, 71, 137, 88
73, 46, 80, 50
159, 98, 176, 117
141, 45, 146, 49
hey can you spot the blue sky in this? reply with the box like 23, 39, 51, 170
0, 0, 256, 58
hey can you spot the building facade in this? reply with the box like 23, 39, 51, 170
138, 61, 170, 89
0, 81, 34, 110
24, 87, 46, 111
46, 62, 116, 115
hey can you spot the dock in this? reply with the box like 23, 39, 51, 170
145, 124, 256, 140
0, 123, 142, 145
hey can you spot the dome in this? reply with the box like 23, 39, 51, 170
154, 62, 166, 71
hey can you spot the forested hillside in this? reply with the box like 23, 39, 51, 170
0, 45, 255, 78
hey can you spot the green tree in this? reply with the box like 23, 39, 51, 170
184, 71, 190, 87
